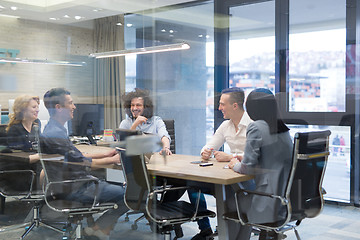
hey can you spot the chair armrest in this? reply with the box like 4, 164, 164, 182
44, 177, 100, 211
233, 188, 290, 227
235, 189, 288, 206
147, 186, 204, 222
151, 186, 189, 195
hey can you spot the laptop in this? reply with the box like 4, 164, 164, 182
115, 128, 142, 142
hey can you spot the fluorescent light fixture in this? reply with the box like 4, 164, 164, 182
0, 13, 20, 18
89, 42, 190, 59
0, 57, 86, 67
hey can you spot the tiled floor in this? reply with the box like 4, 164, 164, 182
1, 194, 360, 240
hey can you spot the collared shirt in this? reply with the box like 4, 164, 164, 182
119, 116, 171, 143
41, 118, 92, 182
201, 112, 252, 154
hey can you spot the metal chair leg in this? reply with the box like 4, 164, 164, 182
294, 228, 301, 240
164, 231, 171, 240
20, 203, 64, 239
0, 196, 5, 214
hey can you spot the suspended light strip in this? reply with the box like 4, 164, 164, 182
89, 42, 190, 59
0, 57, 86, 67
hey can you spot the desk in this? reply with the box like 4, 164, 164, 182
1, 145, 252, 239
148, 154, 253, 240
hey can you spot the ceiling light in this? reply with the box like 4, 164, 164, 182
116, 22, 122, 26
89, 42, 190, 59
198, 34, 203, 38
206, 35, 210, 39
93, 9, 103, 12
161, 29, 166, 32
10, 6, 17, 11
0, 57, 86, 67
49, 17, 58, 21
63, 15, 70, 18
169, 30, 174, 33
0, 5, 5, 9
74, 16, 82, 20
0, 13, 20, 18
126, 23, 133, 27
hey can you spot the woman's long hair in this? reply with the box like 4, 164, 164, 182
245, 89, 289, 134
6, 95, 40, 132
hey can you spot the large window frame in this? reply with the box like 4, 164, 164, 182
214, 0, 360, 206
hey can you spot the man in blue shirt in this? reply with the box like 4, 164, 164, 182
41, 88, 128, 240
119, 88, 172, 155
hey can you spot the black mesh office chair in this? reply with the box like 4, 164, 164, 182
36, 134, 117, 240
124, 119, 180, 228
0, 168, 65, 239
119, 148, 216, 240
223, 130, 331, 240
163, 120, 176, 154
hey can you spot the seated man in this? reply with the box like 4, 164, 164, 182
189, 87, 252, 240
41, 88, 129, 240
120, 88, 185, 203
119, 88, 172, 155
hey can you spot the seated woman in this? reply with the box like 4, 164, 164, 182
228, 88, 293, 240
7, 95, 41, 156
4, 95, 41, 189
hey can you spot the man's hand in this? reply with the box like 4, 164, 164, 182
228, 158, 240, 169
159, 147, 172, 155
201, 148, 213, 160
104, 149, 117, 158
131, 116, 148, 129
213, 151, 232, 162
110, 153, 120, 164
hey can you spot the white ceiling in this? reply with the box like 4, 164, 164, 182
0, 0, 199, 24
0, 0, 346, 34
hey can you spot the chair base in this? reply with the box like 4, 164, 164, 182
21, 220, 64, 239
125, 211, 146, 230
0, 204, 65, 239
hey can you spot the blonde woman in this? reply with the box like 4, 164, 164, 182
6, 95, 41, 163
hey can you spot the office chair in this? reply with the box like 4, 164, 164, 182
163, 119, 176, 154
0, 169, 65, 239
223, 130, 331, 240
0, 125, 8, 214
124, 119, 179, 229
36, 136, 117, 239
118, 144, 216, 240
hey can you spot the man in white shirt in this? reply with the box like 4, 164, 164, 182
201, 87, 252, 162
190, 87, 252, 240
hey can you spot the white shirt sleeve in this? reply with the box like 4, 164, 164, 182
200, 121, 227, 155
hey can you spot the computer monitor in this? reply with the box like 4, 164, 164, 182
68, 104, 104, 136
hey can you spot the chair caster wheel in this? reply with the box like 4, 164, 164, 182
131, 224, 138, 230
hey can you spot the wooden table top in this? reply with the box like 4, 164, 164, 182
0, 144, 253, 185
148, 154, 253, 185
